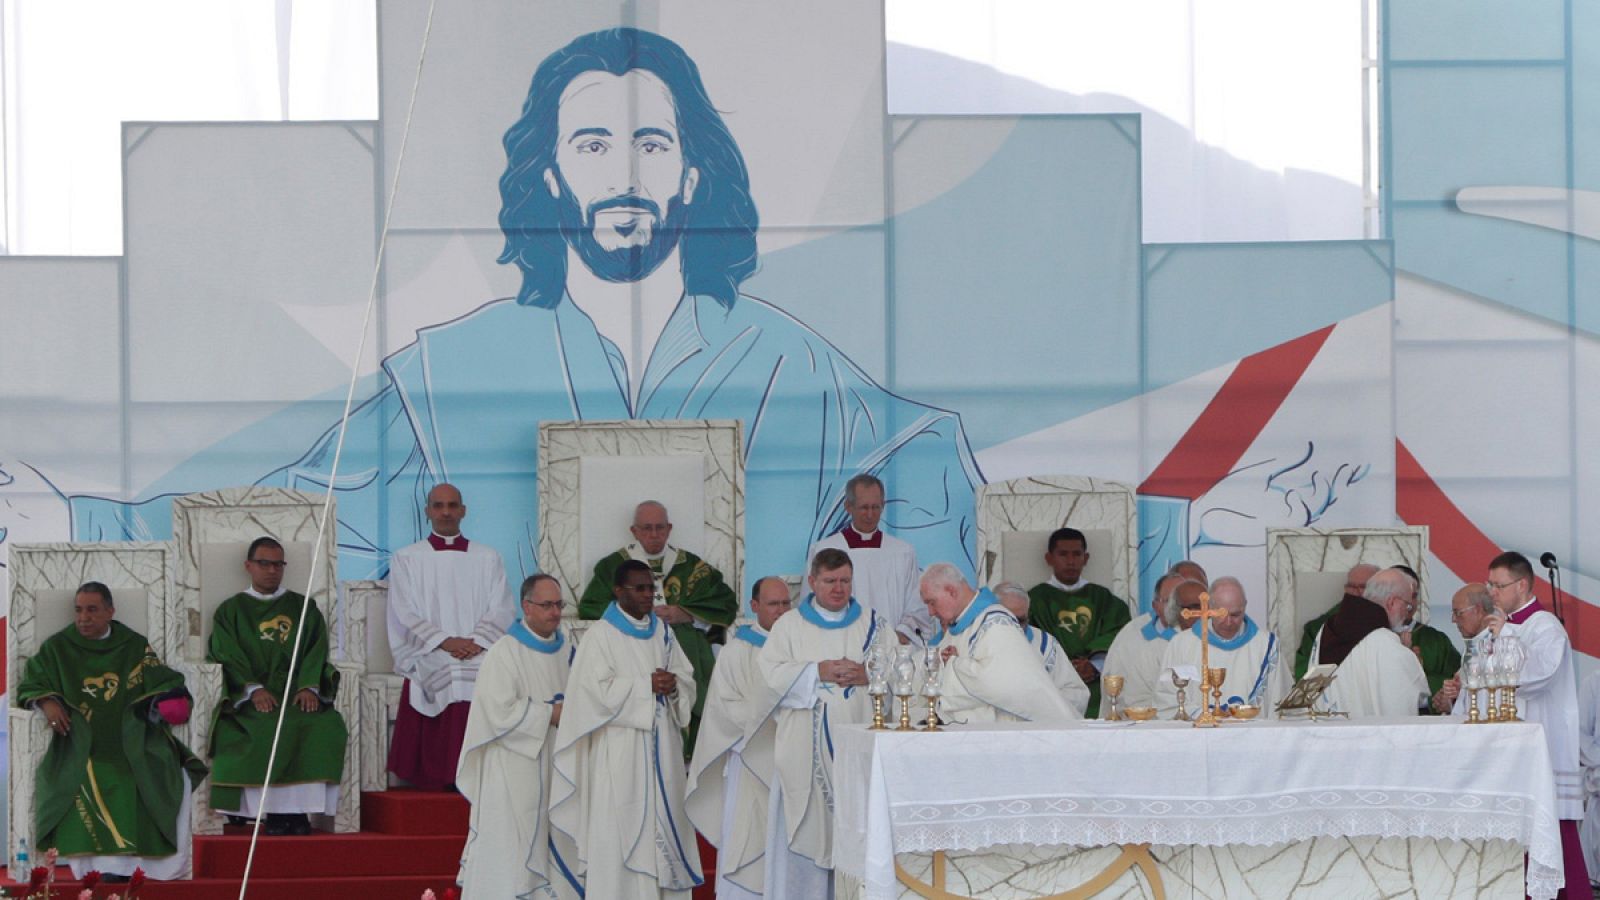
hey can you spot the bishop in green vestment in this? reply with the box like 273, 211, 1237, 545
206, 539, 346, 827
1026, 528, 1131, 718
16, 583, 206, 878
577, 502, 737, 755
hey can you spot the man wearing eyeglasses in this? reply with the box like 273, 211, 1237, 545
457, 574, 580, 898
1433, 583, 1493, 713
578, 500, 738, 756
1484, 550, 1588, 894
207, 537, 346, 835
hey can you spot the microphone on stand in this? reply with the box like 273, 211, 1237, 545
1539, 552, 1563, 623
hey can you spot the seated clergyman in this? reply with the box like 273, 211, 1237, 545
578, 500, 738, 755
17, 582, 207, 880
1157, 578, 1289, 717
1101, 572, 1185, 712
1026, 527, 1132, 717
207, 537, 347, 836
993, 581, 1089, 716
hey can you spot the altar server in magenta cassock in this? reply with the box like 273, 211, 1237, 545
686, 576, 794, 899
924, 567, 1079, 725
1101, 572, 1186, 712
993, 581, 1090, 716
808, 474, 932, 645
1026, 528, 1132, 717
387, 484, 515, 791
578, 500, 738, 756
18, 583, 207, 879
1484, 550, 1588, 895
1157, 578, 1288, 719
551, 560, 702, 899
756, 548, 886, 900
456, 574, 580, 899
1317, 568, 1428, 717
208, 537, 345, 835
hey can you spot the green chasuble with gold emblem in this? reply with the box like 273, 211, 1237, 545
578, 545, 737, 755
1409, 622, 1462, 713
16, 622, 207, 860
1027, 582, 1132, 718
206, 590, 347, 811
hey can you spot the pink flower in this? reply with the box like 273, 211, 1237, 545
420, 892, 437, 900
78, 891, 94, 900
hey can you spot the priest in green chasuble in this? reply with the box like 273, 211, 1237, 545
17, 582, 207, 880
1026, 528, 1132, 717
578, 501, 737, 755
206, 537, 346, 836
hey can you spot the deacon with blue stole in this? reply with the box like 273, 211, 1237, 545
456, 574, 580, 899
1157, 578, 1289, 719
686, 576, 794, 900
756, 548, 887, 899
551, 560, 701, 899
992, 581, 1090, 716
921, 567, 1079, 725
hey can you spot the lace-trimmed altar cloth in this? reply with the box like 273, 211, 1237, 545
833, 717, 1564, 900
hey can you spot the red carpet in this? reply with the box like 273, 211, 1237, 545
2, 789, 720, 899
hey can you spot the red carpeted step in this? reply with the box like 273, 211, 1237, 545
360, 789, 470, 835
4, 868, 456, 900
193, 833, 462, 879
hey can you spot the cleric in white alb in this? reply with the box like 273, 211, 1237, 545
1157, 578, 1288, 718
993, 581, 1089, 716
922, 566, 1079, 725
1102, 572, 1186, 712
1318, 568, 1428, 717
808, 474, 933, 644
386, 484, 515, 791
551, 560, 703, 899
686, 576, 793, 900
456, 574, 580, 899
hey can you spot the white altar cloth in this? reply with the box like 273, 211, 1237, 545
833, 718, 1563, 900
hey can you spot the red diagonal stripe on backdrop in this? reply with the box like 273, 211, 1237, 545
1396, 438, 1596, 657
1139, 325, 1336, 500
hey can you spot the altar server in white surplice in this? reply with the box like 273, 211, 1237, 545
1157, 578, 1289, 718
1320, 568, 1428, 718
456, 574, 580, 899
686, 576, 793, 900
1484, 551, 1589, 893
757, 548, 886, 900
551, 560, 702, 899
1102, 573, 1187, 712
1579, 668, 1600, 879
993, 581, 1090, 716
387, 483, 516, 790
923, 567, 1078, 725
808, 473, 932, 644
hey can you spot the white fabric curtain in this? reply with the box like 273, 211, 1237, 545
887, 0, 1368, 244
0, 0, 376, 255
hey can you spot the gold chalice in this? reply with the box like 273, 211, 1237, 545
1102, 674, 1125, 721
1194, 666, 1227, 728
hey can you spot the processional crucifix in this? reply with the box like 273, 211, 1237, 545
1181, 592, 1227, 728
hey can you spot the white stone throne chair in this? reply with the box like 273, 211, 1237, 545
537, 420, 746, 629
170, 487, 361, 834
5, 541, 212, 874
1265, 525, 1431, 678
334, 578, 404, 791
975, 476, 1140, 613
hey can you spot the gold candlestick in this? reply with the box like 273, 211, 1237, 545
1501, 686, 1520, 722
1484, 687, 1501, 723
895, 693, 914, 731
924, 696, 941, 732
1194, 666, 1226, 728
1465, 686, 1481, 724
869, 692, 888, 730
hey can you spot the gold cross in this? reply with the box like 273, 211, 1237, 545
1182, 591, 1226, 725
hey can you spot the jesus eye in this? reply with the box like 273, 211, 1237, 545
575, 139, 608, 154
637, 139, 671, 155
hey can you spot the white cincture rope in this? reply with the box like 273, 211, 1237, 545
235, 1, 439, 895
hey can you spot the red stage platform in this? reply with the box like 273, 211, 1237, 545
2, 789, 719, 899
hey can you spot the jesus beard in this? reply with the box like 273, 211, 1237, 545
556, 184, 688, 284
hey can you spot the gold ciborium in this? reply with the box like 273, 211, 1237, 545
1101, 674, 1125, 722
1194, 666, 1227, 728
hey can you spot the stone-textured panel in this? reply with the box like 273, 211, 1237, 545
975, 476, 1139, 608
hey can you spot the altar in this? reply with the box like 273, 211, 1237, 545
833, 718, 1563, 899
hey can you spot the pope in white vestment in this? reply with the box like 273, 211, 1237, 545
551, 563, 703, 899
994, 582, 1090, 716
1102, 574, 1186, 712
923, 570, 1078, 725
1157, 579, 1288, 718
686, 577, 793, 899
457, 575, 579, 899
808, 475, 932, 642
387, 485, 515, 790
757, 549, 885, 899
